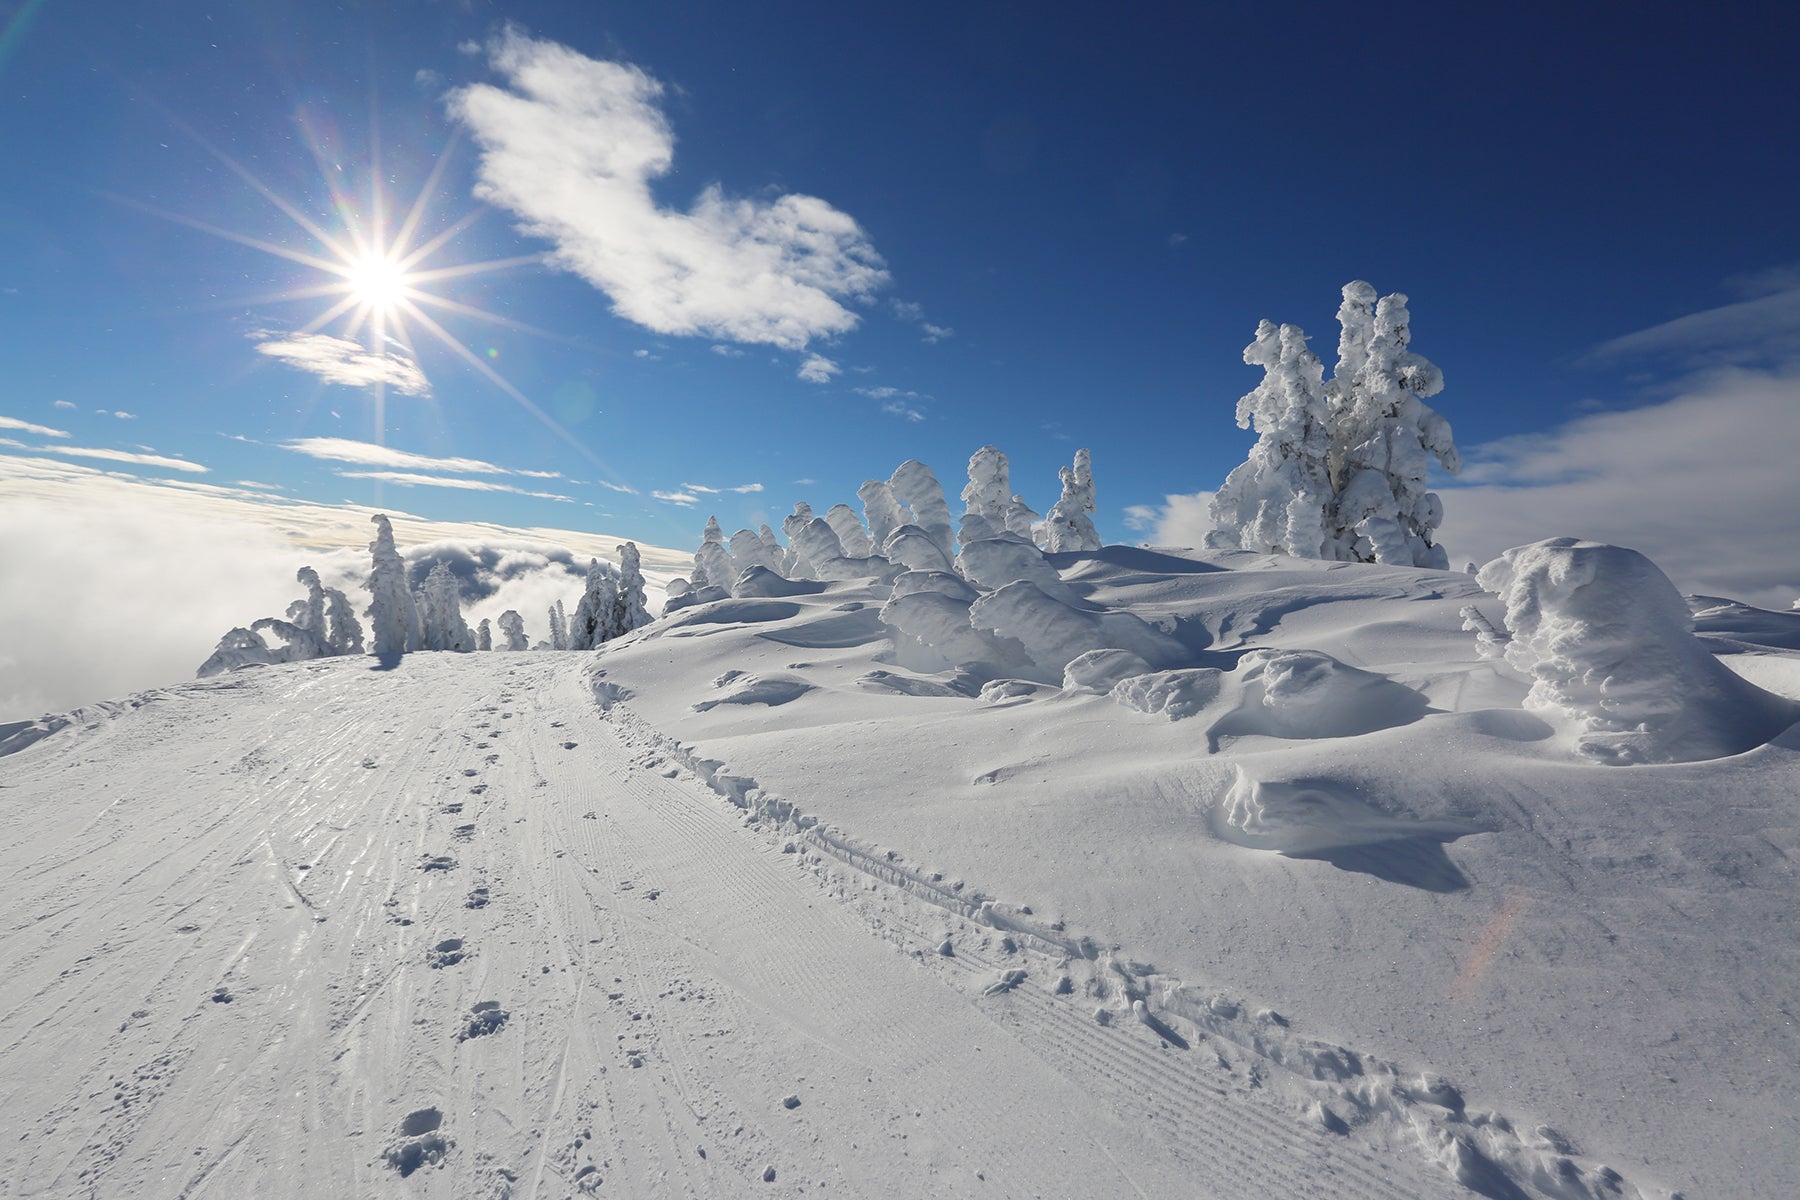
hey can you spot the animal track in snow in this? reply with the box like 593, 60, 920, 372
420, 854, 456, 872
464, 886, 490, 909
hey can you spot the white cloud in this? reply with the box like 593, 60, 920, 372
234, 480, 283, 490
797, 353, 841, 384
881, 400, 924, 422
710, 344, 745, 358
854, 385, 902, 400
1168, 232, 1189, 247
683, 481, 763, 495
283, 437, 506, 475
515, 468, 564, 479
336, 470, 572, 501
0, 437, 26, 448
253, 331, 432, 396
113, 411, 136, 420
53, 400, 76, 411
1124, 491, 1216, 549
46, 446, 205, 473
890, 300, 924, 322
593, 479, 639, 495
1587, 279, 1800, 369
920, 323, 954, 344
633, 348, 661, 361
0, 415, 70, 438
652, 490, 700, 506
450, 29, 888, 351
0, 455, 685, 721
1435, 365, 1800, 608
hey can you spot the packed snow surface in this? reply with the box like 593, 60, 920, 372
4, 546, 1797, 1199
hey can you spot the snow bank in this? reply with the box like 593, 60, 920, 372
1206, 648, 1430, 747
968, 581, 1182, 681
1480, 538, 1798, 764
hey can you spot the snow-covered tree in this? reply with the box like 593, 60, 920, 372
858, 479, 906, 549
1206, 282, 1460, 568
548, 599, 569, 651
1002, 494, 1040, 540
729, 528, 782, 575
1043, 449, 1101, 552
693, 516, 736, 589
197, 627, 279, 677
568, 558, 622, 650
476, 618, 493, 651
497, 609, 528, 651
291, 567, 328, 643
418, 561, 475, 651
1206, 320, 1334, 557
825, 503, 875, 557
960, 445, 1012, 544
364, 514, 420, 656
616, 542, 652, 632
888, 461, 954, 559
1323, 283, 1459, 568
325, 587, 364, 655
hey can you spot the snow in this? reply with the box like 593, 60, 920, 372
4, 539, 1798, 1199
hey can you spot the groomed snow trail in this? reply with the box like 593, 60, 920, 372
1, 654, 1460, 1198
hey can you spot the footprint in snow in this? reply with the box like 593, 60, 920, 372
461, 768, 478, 778
384, 1107, 450, 1177
210, 986, 234, 1004
420, 855, 456, 872
561, 741, 578, 750
452, 823, 476, 841
464, 887, 490, 910
460, 1001, 508, 1041
426, 938, 466, 969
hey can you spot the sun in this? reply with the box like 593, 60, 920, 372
346, 252, 412, 313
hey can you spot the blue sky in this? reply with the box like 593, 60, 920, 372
3, 0, 1798, 562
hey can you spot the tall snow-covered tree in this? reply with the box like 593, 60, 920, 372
1323, 283, 1459, 568
291, 567, 328, 643
548, 599, 569, 650
364, 514, 420, 656
418, 561, 475, 651
1206, 282, 1460, 569
325, 586, 364, 654
568, 558, 622, 650
825, 503, 875, 557
1043, 449, 1101, 552
497, 609, 529, 651
858, 479, 906, 549
730, 527, 782, 574
888, 460, 955, 559
1206, 320, 1334, 557
693, 516, 736, 589
476, 618, 493, 651
960, 445, 1012, 543
615, 542, 652, 632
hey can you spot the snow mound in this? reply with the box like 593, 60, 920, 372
1061, 648, 1153, 693
882, 524, 954, 573
888, 569, 978, 603
1109, 667, 1224, 721
955, 536, 1072, 600
731, 566, 828, 598
1480, 538, 1799, 764
694, 673, 813, 711
1207, 648, 1430, 747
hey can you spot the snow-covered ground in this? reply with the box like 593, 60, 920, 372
4, 547, 1797, 1198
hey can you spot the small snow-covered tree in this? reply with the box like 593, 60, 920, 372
497, 609, 528, 651
364, 514, 420, 656
569, 558, 622, 650
325, 587, 364, 654
476, 618, 493, 651
825, 503, 875, 557
616, 542, 652, 632
1043, 449, 1101, 552
960, 445, 1012, 543
1002, 494, 1040, 540
292, 567, 328, 643
1206, 320, 1334, 557
197, 627, 278, 676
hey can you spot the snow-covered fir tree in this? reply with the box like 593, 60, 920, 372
418, 561, 475, 651
858, 479, 905, 550
324, 586, 364, 655
615, 542, 652, 632
548, 598, 569, 651
1043, 449, 1101, 552
364, 514, 420, 656
888, 461, 954, 559
497, 609, 528, 651
476, 618, 492, 651
1206, 320, 1334, 557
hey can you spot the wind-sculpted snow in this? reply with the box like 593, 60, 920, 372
968, 580, 1183, 681
824, 503, 875, 558
1107, 666, 1223, 720
887, 460, 954, 560
880, 524, 953, 573
954, 535, 1072, 599
887, 568, 978, 603
730, 565, 829, 598
1205, 648, 1433, 749
1480, 538, 1799, 763
1061, 648, 1154, 693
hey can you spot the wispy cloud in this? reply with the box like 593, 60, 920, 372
633, 348, 662, 361
450, 29, 888, 351
920, 323, 954, 344
681, 481, 763, 495
53, 400, 75, 411
253, 331, 432, 396
112, 411, 137, 420
0, 437, 26, 448
1587, 271, 1800, 369
0, 415, 70, 438
797, 353, 840, 384
593, 479, 639, 495
283, 437, 506, 475
46, 446, 206, 473
336, 470, 572, 501
652, 489, 700, 506
710, 345, 745, 358
881, 399, 925, 422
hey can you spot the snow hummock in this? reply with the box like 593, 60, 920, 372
1478, 537, 1798, 763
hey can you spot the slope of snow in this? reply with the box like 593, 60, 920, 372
4, 547, 1797, 1198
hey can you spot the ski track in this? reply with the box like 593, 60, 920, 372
0, 653, 1618, 1198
